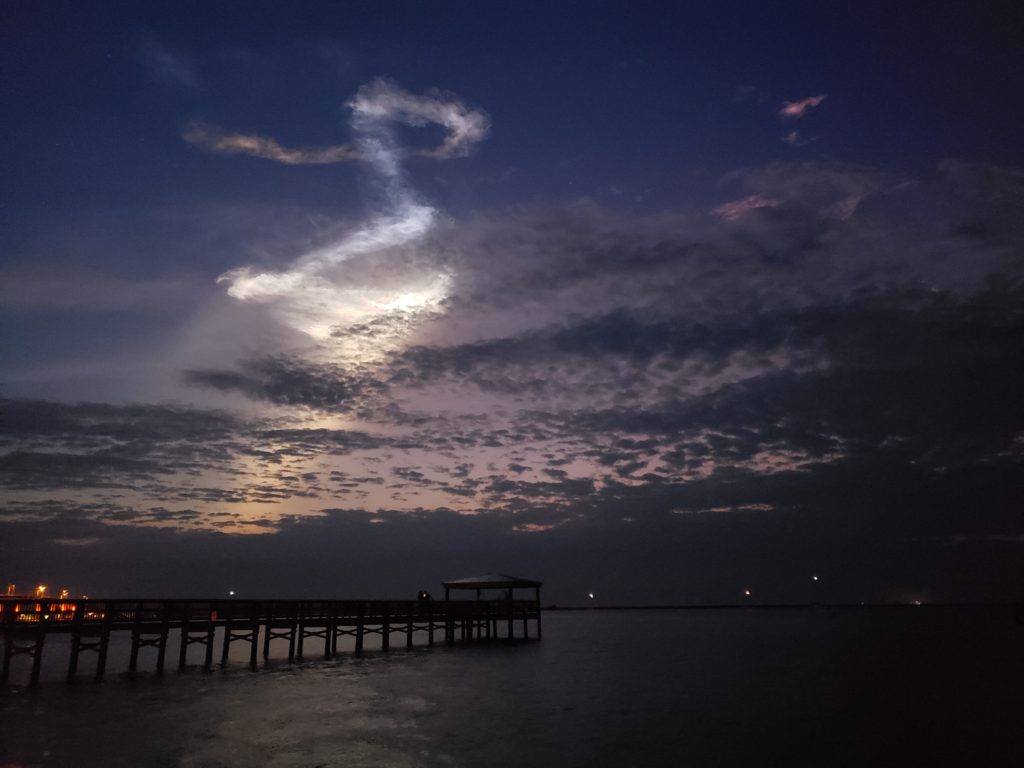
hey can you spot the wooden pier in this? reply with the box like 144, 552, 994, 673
0, 576, 542, 686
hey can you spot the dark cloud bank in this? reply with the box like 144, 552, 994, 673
2, 162, 1023, 604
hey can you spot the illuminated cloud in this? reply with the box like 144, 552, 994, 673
183, 79, 489, 165
4, 162, 1024, 600
719, 161, 886, 220
347, 78, 490, 159
778, 93, 827, 119
712, 194, 780, 220
182, 123, 359, 165
201, 79, 489, 346
217, 205, 446, 342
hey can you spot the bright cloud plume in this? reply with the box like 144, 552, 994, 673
347, 79, 490, 160
195, 80, 488, 348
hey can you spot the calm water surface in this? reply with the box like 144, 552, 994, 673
2, 607, 1022, 767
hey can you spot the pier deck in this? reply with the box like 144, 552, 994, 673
0, 596, 541, 686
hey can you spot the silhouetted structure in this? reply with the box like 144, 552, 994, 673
443, 574, 543, 641
0, 577, 542, 686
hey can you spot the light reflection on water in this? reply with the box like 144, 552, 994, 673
2, 607, 1023, 767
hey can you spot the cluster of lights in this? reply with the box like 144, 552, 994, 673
35, 585, 72, 599
4, 584, 81, 600
1, 584, 83, 623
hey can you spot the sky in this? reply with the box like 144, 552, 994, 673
2, 1, 1023, 604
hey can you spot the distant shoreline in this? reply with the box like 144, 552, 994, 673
544, 601, 1020, 611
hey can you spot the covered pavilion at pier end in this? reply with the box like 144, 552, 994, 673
442, 574, 542, 640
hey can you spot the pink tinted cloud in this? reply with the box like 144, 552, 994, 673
779, 94, 827, 119
712, 194, 780, 221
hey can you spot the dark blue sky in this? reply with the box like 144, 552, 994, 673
5, 2, 1021, 226
2, 2, 1023, 603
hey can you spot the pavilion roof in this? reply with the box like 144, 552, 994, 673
442, 574, 542, 590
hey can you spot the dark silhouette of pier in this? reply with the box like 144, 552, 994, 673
1, 575, 542, 686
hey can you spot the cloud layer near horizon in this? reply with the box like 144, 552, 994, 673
3, 154, 1023, 600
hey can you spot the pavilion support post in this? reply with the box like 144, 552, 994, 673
287, 619, 297, 661
220, 618, 233, 664
535, 587, 542, 639
156, 607, 170, 674
355, 605, 365, 653
444, 588, 453, 645
178, 603, 191, 670
203, 617, 216, 669
330, 603, 340, 656
474, 589, 481, 641
427, 603, 434, 646
28, 641, 44, 686
129, 601, 143, 675
249, 609, 260, 670
522, 601, 529, 639
382, 605, 390, 651
29, 623, 46, 686
507, 592, 514, 640
95, 609, 113, 681
324, 605, 335, 659
406, 605, 414, 649
296, 605, 306, 660
67, 604, 84, 681
262, 605, 273, 661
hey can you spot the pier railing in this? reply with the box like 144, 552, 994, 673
0, 597, 541, 686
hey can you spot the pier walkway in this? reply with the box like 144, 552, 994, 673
1, 584, 541, 686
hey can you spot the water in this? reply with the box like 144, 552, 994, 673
2, 607, 1022, 767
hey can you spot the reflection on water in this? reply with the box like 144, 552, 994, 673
2, 607, 1023, 767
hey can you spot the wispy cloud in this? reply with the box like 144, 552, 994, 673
719, 161, 885, 220
347, 79, 490, 160
182, 124, 358, 165
142, 38, 200, 89
183, 79, 489, 165
782, 130, 812, 147
778, 94, 827, 119
712, 194, 780, 220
